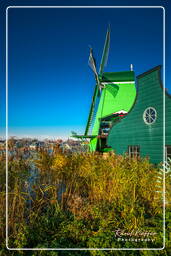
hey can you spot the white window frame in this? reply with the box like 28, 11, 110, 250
143, 107, 157, 125
128, 145, 140, 158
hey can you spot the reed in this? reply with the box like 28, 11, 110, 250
0, 152, 170, 254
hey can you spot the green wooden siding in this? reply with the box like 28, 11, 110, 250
107, 66, 171, 164
166, 88, 171, 148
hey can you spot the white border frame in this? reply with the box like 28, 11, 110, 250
6, 5, 165, 251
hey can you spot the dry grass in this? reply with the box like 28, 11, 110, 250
0, 151, 170, 253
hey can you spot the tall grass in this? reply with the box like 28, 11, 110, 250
0, 151, 170, 255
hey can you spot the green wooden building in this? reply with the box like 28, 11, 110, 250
107, 65, 171, 164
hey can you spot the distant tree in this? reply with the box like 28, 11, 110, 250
8, 136, 16, 150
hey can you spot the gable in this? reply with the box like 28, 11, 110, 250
107, 66, 171, 163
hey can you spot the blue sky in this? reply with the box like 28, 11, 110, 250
0, 0, 170, 139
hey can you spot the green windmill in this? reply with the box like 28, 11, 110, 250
73, 27, 136, 152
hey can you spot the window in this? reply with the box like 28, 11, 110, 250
128, 146, 140, 158
99, 121, 112, 136
165, 145, 171, 161
143, 107, 157, 125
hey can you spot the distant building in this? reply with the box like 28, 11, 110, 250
60, 142, 71, 152
29, 143, 37, 150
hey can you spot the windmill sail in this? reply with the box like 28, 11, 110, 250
88, 48, 100, 86
84, 83, 99, 136
85, 27, 110, 136
99, 27, 110, 76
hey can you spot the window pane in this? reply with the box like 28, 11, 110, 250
128, 146, 140, 158
166, 146, 171, 159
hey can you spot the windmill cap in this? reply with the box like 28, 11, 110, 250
101, 70, 135, 82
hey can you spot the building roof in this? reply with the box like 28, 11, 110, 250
101, 71, 135, 82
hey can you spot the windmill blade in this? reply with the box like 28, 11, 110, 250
84, 83, 99, 136
88, 47, 102, 94
99, 26, 110, 76
88, 48, 97, 75
88, 48, 99, 82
